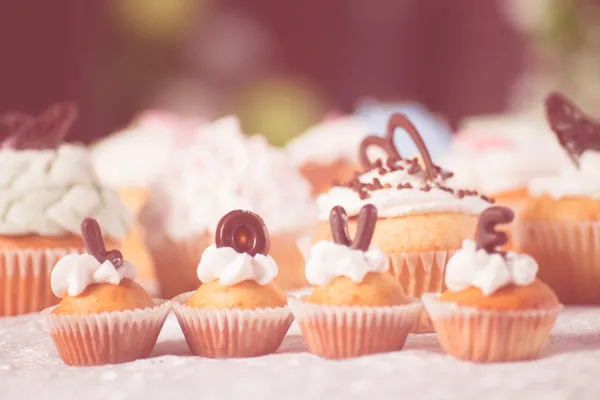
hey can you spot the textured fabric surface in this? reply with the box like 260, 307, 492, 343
1, 308, 600, 399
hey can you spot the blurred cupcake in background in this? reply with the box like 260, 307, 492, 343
0, 103, 132, 316
286, 114, 367, 197
91, 111, 202, 294
141, 116, 317, 298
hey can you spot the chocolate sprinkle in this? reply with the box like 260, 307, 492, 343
475, 206, 515, 254
80, 217, 123, 268
329, 204, 377, 251
215, 210, 270, 256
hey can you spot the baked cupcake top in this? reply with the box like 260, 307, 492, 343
197, 209, 278, 286
285, 115, 367, 167
51, 218, 137, 298
0, 104, 131, 240
145, 116, 317, 240
528, 93, 600, 199
306, 204, 387, 286
317, 113, 493, 219
444, 206, 538, 295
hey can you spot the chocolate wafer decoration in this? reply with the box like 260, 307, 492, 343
215, 210, 270, 256
545, 92, 600, 168
359, 113, 436, 180
329, 204, 377, 251
475, 206, 515, 254
80, 217, 124, 268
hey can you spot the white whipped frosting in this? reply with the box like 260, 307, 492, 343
51, 253, 138, 297
197, 244, 278, 286
305, 241, 388, 286
286, 116, 366, 166
528, 150, 600, 198
143, 116, 317, 239
0, 144, 132, 239
317, 158, 491, 219
445, 239, 538, 296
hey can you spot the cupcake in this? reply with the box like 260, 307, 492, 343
142, 116, 317, 298
286, 115, 366, 196
0, 103, 132, 316
44, 218, 169, 366
423, 206, 562, 362
518, 93, 600, 304
171, 210, 294, 358
289, 204, 422, 359
91, 111, 202, 294
315, 113, 493, 309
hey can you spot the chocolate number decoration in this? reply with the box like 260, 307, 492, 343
0, 102, 78, 150
215, 210, 270, 256
475, 206, 515, 254
80, 217, 124, 268
545, 92, 600, 168
359, 113, 436, 180
329, 204, 377, 251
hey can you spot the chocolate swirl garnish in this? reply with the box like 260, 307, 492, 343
545, 92, 600, 168
215, 210, 270, 256
80, 217, 124, 268
329, 204, 377, 251
0, 102, 78, 150
475, 206, 515, 254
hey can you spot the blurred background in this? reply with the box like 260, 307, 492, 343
1, 0, 600, 145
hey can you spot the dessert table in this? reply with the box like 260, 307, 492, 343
2, 308, 600, 400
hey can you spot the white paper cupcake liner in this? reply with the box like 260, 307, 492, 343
171, 292, 294, 358
288, 297, 422, 359
423, 294, 562, 362
43, 299, 170, 366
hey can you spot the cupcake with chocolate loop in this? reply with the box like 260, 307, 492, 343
172, 209, 294, 358
315, 113, 493, 332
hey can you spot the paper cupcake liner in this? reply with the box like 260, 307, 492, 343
422, 294, 562, 362
288, 297, 422, 359
43, 300, 170, 366
517, 221, 600, 304
0, 247, 82, 317
171, 292, 294, 358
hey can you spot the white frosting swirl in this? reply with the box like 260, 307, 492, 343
197, 244, 278, 286
445, 239, 538, 295
0, 144, 132, 239
317, 158, 491, 219
528, 150, 600, 198
305, 241, 388, 286
51, 253, 137, 297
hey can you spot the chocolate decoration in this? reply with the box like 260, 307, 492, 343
329, 204, 377, 251
80, 217, 124, 268
0, 102, 78, 150
545, 92, 600, 168
475, 206, 515, 254
358, 113, 436, 181
215, 210, 270, 256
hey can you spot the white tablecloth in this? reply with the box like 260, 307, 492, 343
2, 307, 600, 400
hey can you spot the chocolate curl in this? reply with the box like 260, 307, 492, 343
545, 92, 600, 168
215, 210, 270, 256
80, 217, 123, 268
475, 206, 515, 254
329, 204, 378, 251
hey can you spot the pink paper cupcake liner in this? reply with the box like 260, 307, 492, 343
423, 294, 562, 362
288, 297, 422, 359
43, 300, 170, 366
171, 292, 294, 358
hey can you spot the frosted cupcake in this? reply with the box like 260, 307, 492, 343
289, 204, 422, 359
518, 93, 600, 304
286, 115, 366, 196
424, 206, 562, 362
171, 210, 294, 358
45, 218, 169, 366
91, 111, 202, 294
315, 113, 493, 304
0, 103, 132, 316
142, 116, 317, 298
